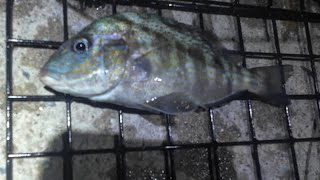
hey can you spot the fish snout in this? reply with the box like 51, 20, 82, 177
39, 67, 49, 79
39, 68, 61, 87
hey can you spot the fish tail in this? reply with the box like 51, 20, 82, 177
248, 65, 293, 106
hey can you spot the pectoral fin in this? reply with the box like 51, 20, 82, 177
142, 92, 198, 115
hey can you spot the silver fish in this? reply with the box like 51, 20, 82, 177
40, 12, 293, 114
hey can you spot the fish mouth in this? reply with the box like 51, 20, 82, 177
40, 76, 72, 94
39, 68, 69, 92
39, 68, 95, 96
39, 68, 59, 85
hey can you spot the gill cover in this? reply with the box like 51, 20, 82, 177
90, 34, 129, 94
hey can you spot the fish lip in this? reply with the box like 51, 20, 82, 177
39, 68, 61, 86
40, 75, 59, 87
39, 74, 72, 94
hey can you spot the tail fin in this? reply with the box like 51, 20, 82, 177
248, 65, 293, 106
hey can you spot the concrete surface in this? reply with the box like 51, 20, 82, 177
0, 0, 320, 180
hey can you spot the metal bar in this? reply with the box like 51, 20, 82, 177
208, 108, 220, 180
87, 0, 320, 22
6, 94, 320, 102
5, 0, 14, 180
164, 114, 176, 180
207, 147, 215, 180
7, 95, 67, 101
157, 2, 162, 16
112, 0, 117, 15
62, 0, 69, 40
6, 136, 320, 158
60, 1, 73, 180
8, 152, 63, 158
267, 0, 273, 8
116, 110, 126, 180
63, 129, 73, 180
7, 39, 61, 49
164, 150, 172, 180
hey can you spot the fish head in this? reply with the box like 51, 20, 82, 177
40, 32, 130, 98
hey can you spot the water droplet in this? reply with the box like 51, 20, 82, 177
154, 77, 162, 82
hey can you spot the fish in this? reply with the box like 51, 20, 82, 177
40, 12, 293, 115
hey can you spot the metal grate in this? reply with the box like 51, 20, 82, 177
5, 0, 320, 179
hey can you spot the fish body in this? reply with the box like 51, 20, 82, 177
40, 12, 292, 114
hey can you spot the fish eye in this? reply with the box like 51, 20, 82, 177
73, 38, 89, 54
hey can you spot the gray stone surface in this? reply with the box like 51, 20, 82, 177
72, 154, 116, 180
213, 101, 251, 142
218, 146, 255, 180
203, 14, 239, 50
12, 102, 66, 153
295, 142, 320, 180
241, 18, 275, 53
174, 148, 210, 180
171, 111, 212, 144
12, 48, 56, 96
0, 0, 320, 180
13, 157, 63, 180
126, 151, 166, 180
71, 102, 119, 150
123, 113, 167, 147
258, 144, 294, 179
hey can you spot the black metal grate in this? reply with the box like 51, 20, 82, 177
5, 0, 320, 179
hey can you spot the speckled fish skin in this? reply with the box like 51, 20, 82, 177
40, 12, 292, 114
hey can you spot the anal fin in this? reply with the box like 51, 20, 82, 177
205, 91, 249, 108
